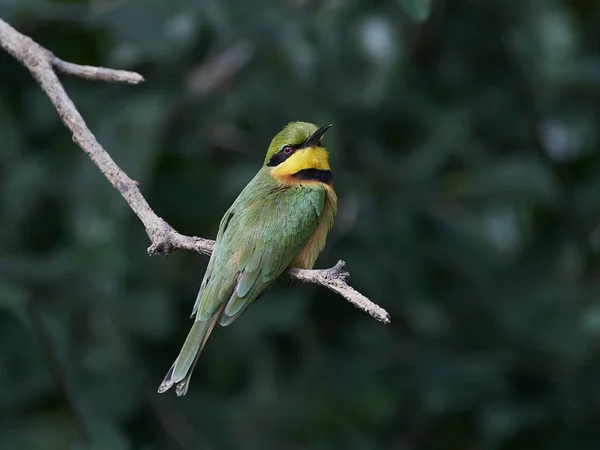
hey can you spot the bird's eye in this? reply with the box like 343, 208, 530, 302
282, 145, 293, 155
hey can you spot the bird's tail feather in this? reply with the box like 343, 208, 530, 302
157, 304, 225, 396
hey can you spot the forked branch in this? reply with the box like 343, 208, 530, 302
0, 18, 390, 325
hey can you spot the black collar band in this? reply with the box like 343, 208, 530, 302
291, 169, 333, 184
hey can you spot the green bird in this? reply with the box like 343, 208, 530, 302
158, 121, 337, 396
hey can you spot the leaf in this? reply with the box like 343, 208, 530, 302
398, 0, 432, 23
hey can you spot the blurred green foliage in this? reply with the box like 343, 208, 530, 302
1, 0, 600, 449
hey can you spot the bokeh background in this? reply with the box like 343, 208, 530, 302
2, 0, 600, 449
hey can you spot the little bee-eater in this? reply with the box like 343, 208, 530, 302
158, 122, 337, 396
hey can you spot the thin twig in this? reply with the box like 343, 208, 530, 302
287, 261, 391, 323
52, 57, 144, 84
0, 17, 390, 325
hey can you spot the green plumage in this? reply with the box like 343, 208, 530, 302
196, 169, 325, 324
158, 122, 337, 396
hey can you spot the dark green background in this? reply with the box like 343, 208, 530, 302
2, 0, 600, 449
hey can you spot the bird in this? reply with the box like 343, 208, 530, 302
158, 121, 338, 396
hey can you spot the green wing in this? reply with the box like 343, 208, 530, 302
191, 168, 326, 326
159, 169, 326, 395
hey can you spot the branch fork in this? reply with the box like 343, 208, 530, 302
0, 17, 390, 325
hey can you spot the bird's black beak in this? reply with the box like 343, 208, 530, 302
304, 124, 332, 147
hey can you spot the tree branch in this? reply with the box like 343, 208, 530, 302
52, 57, 144, 84
0, 18, 391, 325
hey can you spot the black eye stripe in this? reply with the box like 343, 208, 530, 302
266, 136, 323, 167
266, 143, 298, 166
266, 151, 290, 167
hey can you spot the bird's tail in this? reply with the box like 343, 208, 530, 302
157, 303, 225, 396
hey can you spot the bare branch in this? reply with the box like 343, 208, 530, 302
287, 261, 391, 324
0, 18, 391, 325
52, 57, 144, 84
